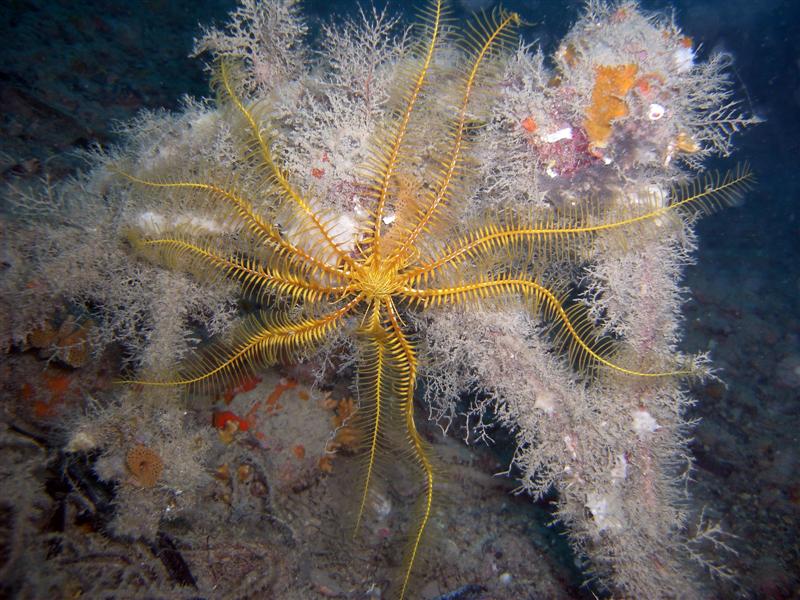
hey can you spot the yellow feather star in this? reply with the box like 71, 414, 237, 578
118, 2, 753, 596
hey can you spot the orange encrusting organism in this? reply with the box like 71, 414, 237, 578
521, 116, 537, 132
584, 63, 639, 149
126, 444, 164, 488
266, 377, 297, 409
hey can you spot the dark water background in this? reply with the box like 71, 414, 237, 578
1, 0, 798, 595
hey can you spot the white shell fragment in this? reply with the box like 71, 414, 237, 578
533, 390, 557, 415
137, 210, 165, 232
175, 215, 226, 233
542, 127, 573, 143
673, 46, 695, 73
648, 103, 666, 121
632, 409, 660, 437
611, 453, 629, 481
137, 211, 229, 234
586, 493, 623, 531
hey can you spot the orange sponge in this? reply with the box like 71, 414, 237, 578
584, 64, 638, 150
